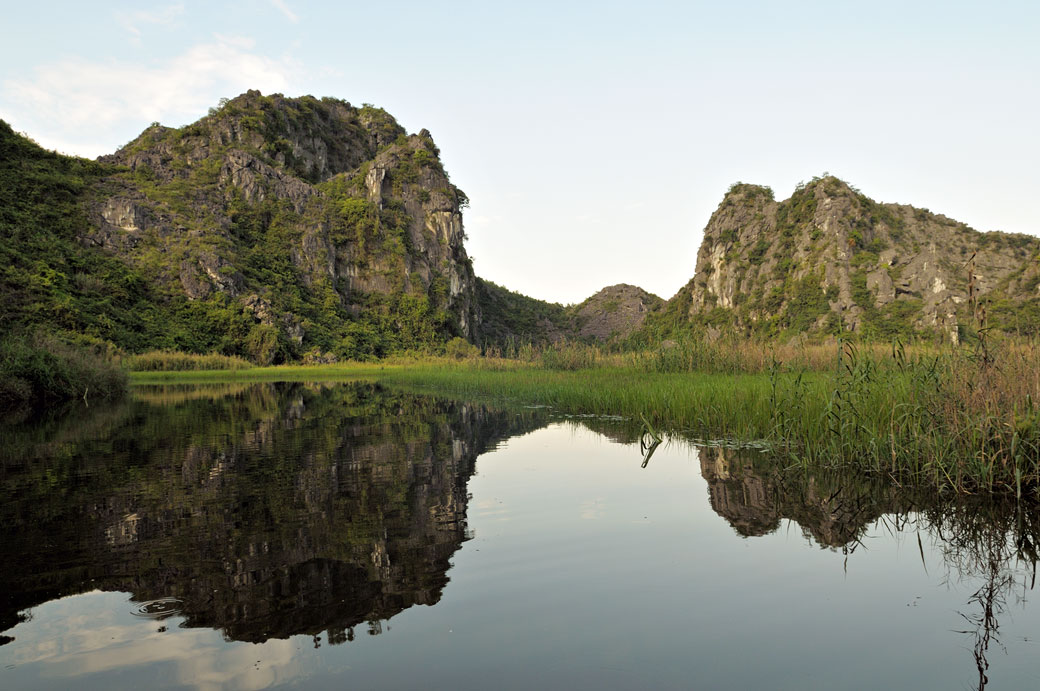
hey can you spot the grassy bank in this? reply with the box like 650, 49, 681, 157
122, 350, 255, 371
0, 333, 127, 410
387, 346, 1039, 495
126, 339, 1040, 496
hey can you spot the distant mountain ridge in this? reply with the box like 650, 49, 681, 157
572, 284, 663, 341
476, 281, 663, 347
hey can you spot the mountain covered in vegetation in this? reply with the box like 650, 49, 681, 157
639, 176, 1040, 343
476, 280, 663, 348
3, 93, 1039, 364
2, 91, 480, 363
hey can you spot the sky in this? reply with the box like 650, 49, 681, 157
2, 1, 1038, 304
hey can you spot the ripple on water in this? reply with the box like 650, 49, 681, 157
129, 598, 184, 620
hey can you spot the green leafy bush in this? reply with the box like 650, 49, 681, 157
0, 332, 126, 409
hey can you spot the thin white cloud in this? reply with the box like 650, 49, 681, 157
116, 3, 185, 38
270, 0, 299, 23
1, 36, 300, 157
468, 215, 502, 227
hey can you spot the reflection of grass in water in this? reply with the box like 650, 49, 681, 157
702, 443, 1036, 690
129, 363, 386, 384
124, 340, 1040, 496
921, 499, 1039, 691
132, 382, 259, 406
0, 398, 135, 461
708, 443, 1037, 690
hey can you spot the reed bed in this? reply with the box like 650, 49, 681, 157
124, 336, 1040, 496
383, 362, 815, 440
487, 334, 936, 374
382, 338, 1040, 496
124, 350, 254, 372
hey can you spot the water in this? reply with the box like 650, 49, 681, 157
2, 382, 1039, 689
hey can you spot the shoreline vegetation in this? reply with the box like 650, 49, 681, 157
126, 336, 1040, 497
0, 332, 127, 410
5, 334, 1038, 496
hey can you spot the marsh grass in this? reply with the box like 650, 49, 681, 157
489, 334, 924, 374
769, 338, 1040, 495
125, 350, 254, 371
126, 336, 1040, 495
379, 339, 1040, 495
376, 361, 823, 440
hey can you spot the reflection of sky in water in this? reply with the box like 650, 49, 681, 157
3, 418, 1040, 689
3, 591, 311, 690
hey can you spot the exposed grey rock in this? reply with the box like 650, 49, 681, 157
219, 149, 315, 213
674, 176, 1040, 338
85, 90, 481, 349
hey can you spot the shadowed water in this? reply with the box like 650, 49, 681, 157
1, 382, 1038, 689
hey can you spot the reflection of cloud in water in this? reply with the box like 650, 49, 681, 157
5, 591, 307, 690
474, 498, 512, 521
579, 497, 606, 520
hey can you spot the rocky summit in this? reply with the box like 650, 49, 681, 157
87, 90, 481, 361
654, 176, 1040, 342
2, 91, 498, 362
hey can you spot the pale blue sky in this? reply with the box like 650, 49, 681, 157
2, 1, 1037, 303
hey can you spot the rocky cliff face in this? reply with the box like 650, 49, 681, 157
670, 177, 1040, 341
86, 91, 479, 361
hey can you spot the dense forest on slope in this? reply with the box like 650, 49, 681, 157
0, 120, 163, 349
476, 278, 572, 348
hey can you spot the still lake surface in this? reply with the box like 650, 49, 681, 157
2, 381, 1039, 689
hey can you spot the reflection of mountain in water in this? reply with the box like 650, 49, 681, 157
699, 445, 920, 548
697, 443, 1040, 690
0, 382, 548, 643
698, 444, 1040, 562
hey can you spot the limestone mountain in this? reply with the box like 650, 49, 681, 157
650, 176, 1040, 341
572, 284, 663, 341
7, 100, 1038, 361
2, 91, 479, 362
